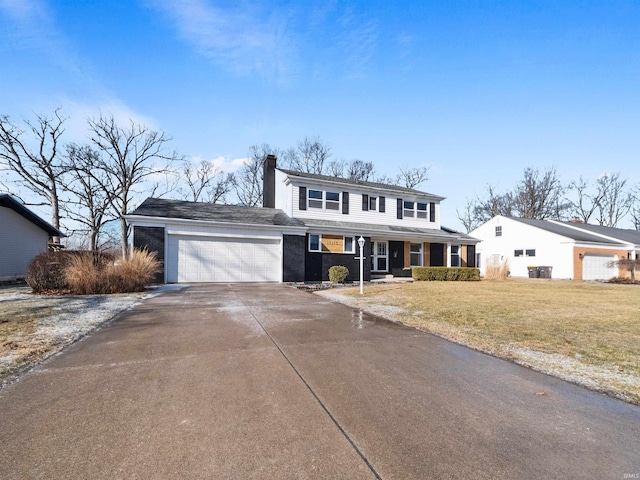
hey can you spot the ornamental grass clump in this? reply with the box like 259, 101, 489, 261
484, 258, 510, 280
28, 249, 160, 295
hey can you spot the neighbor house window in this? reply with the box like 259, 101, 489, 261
495, 226, 502, 237
417, 202, 428, 219
404, 201, 415, 217
514, 249, 524, 257
309, 234, 321, 252
410, 243, 423, 267
326, 191, 340, 210
450, 245, 460, 267
369, 196, 377, 211
308, 190, 323, 209
343, 236, 355, 253
526, 249, 536, 257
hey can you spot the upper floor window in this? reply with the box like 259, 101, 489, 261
495, 226, 502, 237
308, 190, 323, 209
514, 249, 524, 257
308, 189, 340, 210
526, 249, 536, 257
369, 197, 377, 211
403, 201, 415, 218
417, 202, 428, 219
326, 192, 340, 210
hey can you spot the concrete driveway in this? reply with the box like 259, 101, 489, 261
1, 284, 639, 479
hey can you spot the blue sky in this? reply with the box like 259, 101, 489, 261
1, 0, 639, 231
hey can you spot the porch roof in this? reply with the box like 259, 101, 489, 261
298, 218, 479, 243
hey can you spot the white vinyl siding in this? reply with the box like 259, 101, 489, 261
291, 183, 441, 228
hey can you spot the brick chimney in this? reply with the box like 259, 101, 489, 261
262, 154, 276, 208
568, 218, 583, 223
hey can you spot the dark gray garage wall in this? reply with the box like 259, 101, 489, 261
283, 235, 306, 282
133, 226, 165, 283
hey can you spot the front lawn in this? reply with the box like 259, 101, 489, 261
318, 279, 640, 404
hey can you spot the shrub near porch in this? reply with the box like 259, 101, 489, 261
336, 279, 640, 404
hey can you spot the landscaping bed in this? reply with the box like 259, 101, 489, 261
315, 279, 640, 404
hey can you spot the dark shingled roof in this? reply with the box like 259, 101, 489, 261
278, 168, 445, 200
129, 198, 305, 227
0, 194, 64, 237
557, 221, 640, 245
508, 217, 620, 244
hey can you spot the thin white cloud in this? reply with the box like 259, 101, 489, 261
188, 155, 246, 173
145, 0, 296, 82
336, 8, 379, 78
0, 0, 82, 74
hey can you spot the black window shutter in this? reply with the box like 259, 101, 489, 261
342, 192, 349, 214
362, 194, 369, 211
429, 202, 436, 222
379, 196, 386, 213
299, 187, 307, 211
397, 198, 403, 219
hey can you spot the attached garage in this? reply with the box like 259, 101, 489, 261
582, 253, 618, 281
167, 235, 281, 283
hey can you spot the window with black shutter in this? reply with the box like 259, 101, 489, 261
299, 187, 307, 210
342, 192, 349, 214
397, 198, 403, 219
379, 196, 386, 212
362, 194, 369, 211
429, 202, 436, 222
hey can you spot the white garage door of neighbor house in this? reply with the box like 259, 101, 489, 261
582, 253, 618, 281
167, 235, 281, 283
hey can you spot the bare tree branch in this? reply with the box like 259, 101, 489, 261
0, 109, 67, 240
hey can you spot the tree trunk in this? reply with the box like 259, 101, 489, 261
120, 217, 129, 259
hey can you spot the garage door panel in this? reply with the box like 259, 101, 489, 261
583, 253, 618, 281
167, 235, 281, 283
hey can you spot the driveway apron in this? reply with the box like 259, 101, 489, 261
0, 283, 639, 479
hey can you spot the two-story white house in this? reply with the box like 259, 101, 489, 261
126, 156, 478, 283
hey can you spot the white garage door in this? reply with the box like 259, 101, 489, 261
582, 253, 618, 281
167, 235, 281, 283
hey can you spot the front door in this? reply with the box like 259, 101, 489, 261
372, 241, 388, 272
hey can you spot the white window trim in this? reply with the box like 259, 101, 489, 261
369, 196, 377, 212
309, 234, 322, 252
308, 189, 341, 211
410, 242, 423, 267
343, 236, 355, 253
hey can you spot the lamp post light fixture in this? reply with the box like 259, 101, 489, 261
357, 236, 366, 295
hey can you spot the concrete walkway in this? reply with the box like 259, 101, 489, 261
1, 284, 639, 479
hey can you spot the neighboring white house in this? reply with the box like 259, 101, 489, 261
471, 215, 640, 281
0, 194, 64, 281
126, 156, 479, 283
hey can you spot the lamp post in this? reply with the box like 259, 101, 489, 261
358, 236, 365, 295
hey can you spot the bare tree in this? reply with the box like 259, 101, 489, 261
0, 110, 66, 240
473, 185, 514, 222
608, 257, 640, 282
63, 143, 115, 250
595, 173, 633, 227
566, 176, 603, 223
457, 199, 482, 233
397, 166, 429, 189
282, 136, 331, 174
511, 167, 567, 220
326, 159, 345, 177
630, 184, 640, 230
235, 144, 279, 207
87, 114, 180, 258
347, 159, 376, 181
178, 159, 235, 203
